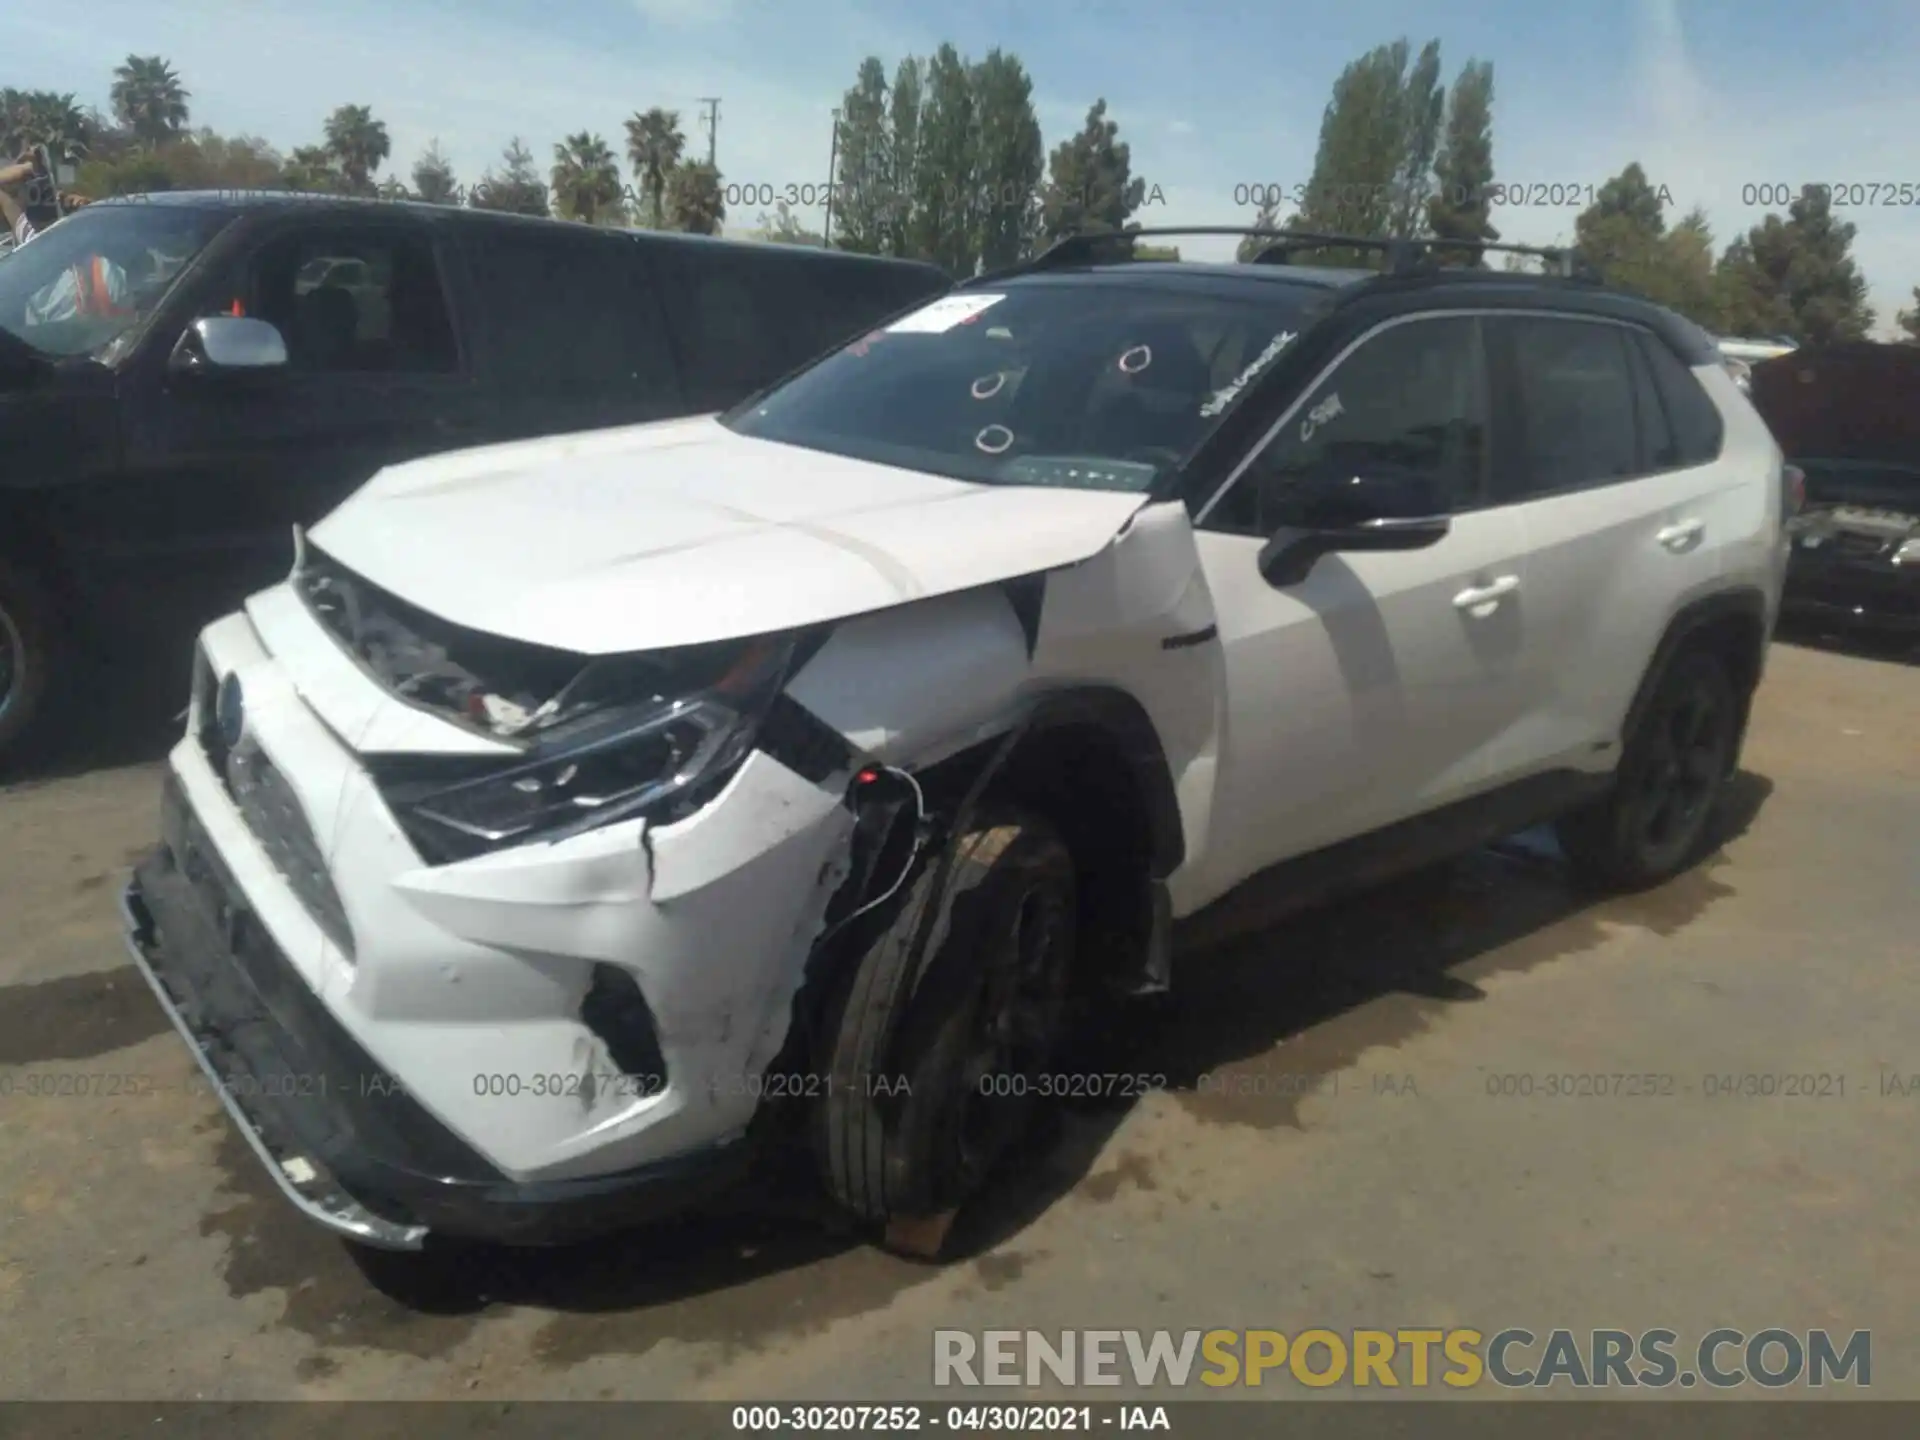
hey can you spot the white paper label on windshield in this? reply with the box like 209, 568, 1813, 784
886, 293, 1006, 334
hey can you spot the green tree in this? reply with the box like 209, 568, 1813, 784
1133, 243, 1180, 261
1571, 164, 1721, 327
1292, 37, 1446, 262
1898, 288, 1920, 344
283, 144, 342, 193
624, 107, 685, 229
1, 89, 95, 161
757, 198, 823, 245
885, 56, 923, 256
470, 137, 549, 216
1425, 59, 1497, 264
1715, 187, 1874, 346
109, 56, 190, 147
77, 128, 285, 196
969, 49, 1044, 271
188, 131, 283, 189
1236, 196, 1285, 261
666, 159, 725, 234
832, 58, 893, 254
411, 140, 461, 204
1037, 98, 1147, 244
907, 44, 977, 273
1575, 162, 1670, 253
550, 132, 623, 223
322, 104, 390, 194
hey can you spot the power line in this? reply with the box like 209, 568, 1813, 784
697, 97, 720, 168
823, 108, 841, 248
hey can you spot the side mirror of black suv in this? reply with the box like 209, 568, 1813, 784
1257, 463, 1451, 587
168, 315, 290, 375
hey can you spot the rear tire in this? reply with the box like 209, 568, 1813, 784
1558, 647, 1739, 890
815, 804, 1076, 1241
0, 558, 56, 764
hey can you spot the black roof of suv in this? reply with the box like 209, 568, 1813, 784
957, 227, 1722, 367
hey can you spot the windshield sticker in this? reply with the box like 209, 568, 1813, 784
1118, 344, 1153, 375
975, 424, 1015, 455
887, 293, 1006, 334
1200, 330, 1298, 417
1301, 391, 1344, 442
971, 371, 1008, 400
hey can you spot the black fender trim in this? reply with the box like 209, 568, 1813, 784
1621, 586, 1770, 759
1017, 686, 1187, 879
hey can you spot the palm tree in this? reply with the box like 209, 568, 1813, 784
550, 132, 623, 224
1, 89, 95, 161
283, 144, 341, 194
322, 104, 391, 194
109, 56, 190, 147
623, 107, 684, 229
666, 160, 726, 235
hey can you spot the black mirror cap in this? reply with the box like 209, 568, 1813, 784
1256, 511, 1451, 588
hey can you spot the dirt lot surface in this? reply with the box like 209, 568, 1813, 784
1, 639, 1915, 1402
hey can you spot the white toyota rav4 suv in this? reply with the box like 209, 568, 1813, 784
123, 230, 1792, 1255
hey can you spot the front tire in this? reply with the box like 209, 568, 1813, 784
0, 559, 56, 764
816, 804, 1076, 1240
1558, 647, 1739, 890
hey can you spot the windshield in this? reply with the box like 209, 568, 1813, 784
0, 203, 235, 358
723, 280, 1326, 492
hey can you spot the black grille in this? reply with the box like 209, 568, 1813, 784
1830, 531, 1892, 560
197, 691, 356, 961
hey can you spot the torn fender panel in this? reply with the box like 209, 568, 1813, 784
311, 419, 1150, 655
783, 585, 1036, 765
1027, 500, 1225, 905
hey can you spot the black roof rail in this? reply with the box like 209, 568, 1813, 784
965, 225, 1602, 285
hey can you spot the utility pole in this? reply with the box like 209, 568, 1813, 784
822, 108, 840, 249
697, 97, 720, 168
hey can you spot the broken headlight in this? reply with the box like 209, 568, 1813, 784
376, 635, 795, 861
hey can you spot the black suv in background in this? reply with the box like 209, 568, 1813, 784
0, 192, 949, 760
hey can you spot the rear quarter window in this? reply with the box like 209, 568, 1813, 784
1634, 331, 1724, 466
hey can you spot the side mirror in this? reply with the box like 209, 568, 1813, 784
170, 315, 288, 374
1257, 465, 1451, 588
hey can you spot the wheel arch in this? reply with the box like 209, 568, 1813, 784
1621, 586, 1770, 770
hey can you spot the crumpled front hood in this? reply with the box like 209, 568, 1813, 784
308, 416, 1151, 653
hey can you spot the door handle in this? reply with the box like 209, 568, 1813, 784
1452, 574, 1519, 616
1656, 518, 1705, 551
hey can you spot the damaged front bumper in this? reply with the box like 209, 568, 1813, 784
121, 779, 757, 1249
119, 588, 865, 1250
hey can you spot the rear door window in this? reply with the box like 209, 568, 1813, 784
1496, 317, 1640, 501
651, 245, 801, 411
460, 226, 680, 405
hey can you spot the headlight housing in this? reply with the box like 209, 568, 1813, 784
372, 634, 796, 862
1895, 537, 1920, 565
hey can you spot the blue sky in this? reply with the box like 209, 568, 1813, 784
7, 0, 1917, 332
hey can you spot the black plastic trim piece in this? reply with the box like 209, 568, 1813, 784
1000, 574, 1046, 657
759, 691, 856, 785
1161, 624, 1218, 651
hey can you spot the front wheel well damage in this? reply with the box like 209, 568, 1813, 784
752, 693, 1180, 1145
